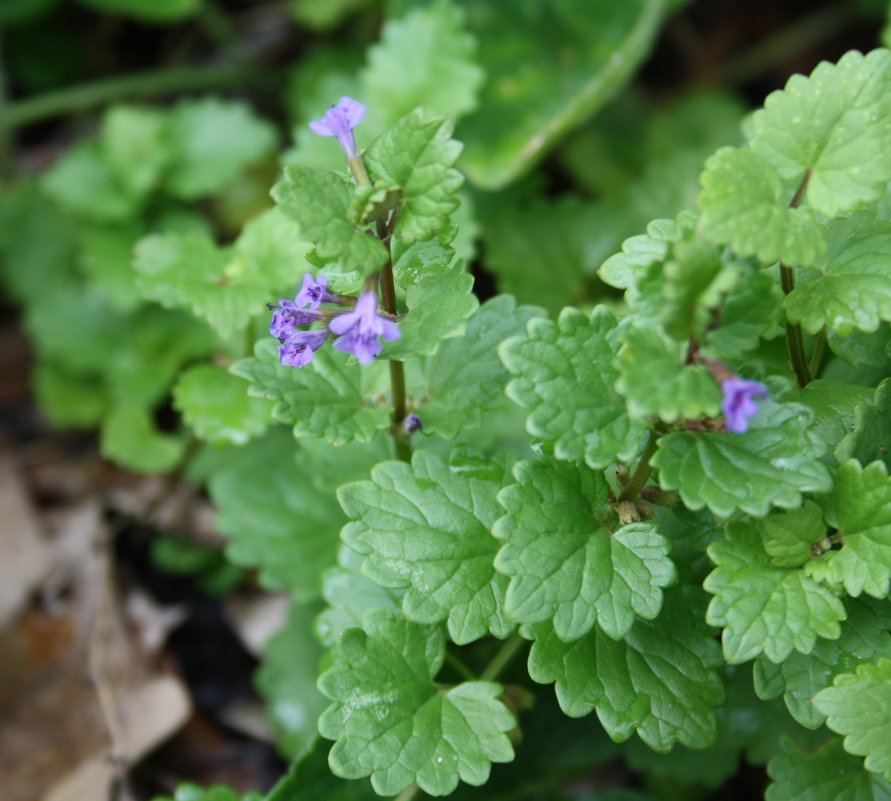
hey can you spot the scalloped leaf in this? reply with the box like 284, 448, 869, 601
500, 305, 646, 469
318, 611, 515, 796
652, 401, 832, 517
704, 516, 846, 664
338, 450, 513, 644
494, 457, 676, 641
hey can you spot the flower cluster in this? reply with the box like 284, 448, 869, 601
269, 273, 399, 368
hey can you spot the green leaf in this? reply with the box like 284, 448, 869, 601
806, 459, 891, 598
767, 737, 891, 801
493, 457, 676, 641
100, 403, 185, 474
42, 142, 140, 223
134, 209, 309, 338
100, 106, 170, 199
756, 598, 891, 729
704, 516, 846, 664
652, 400, 832, 517
525, 587, 723, 751
265, 737, 377, 801
150, 784, 261, 801
164, 98, 277, 200
317, 610, 515, 796
256, 601, 328, 760
78, 223, 144, 312
271, 165, 388, 277
836, 379, 891, 469
797, 379, 873, 454
338, 450, 512, 644
814, 658, 891, 781
599, 217, 679, 291
315, 545, 402, 648
697, 146, 825, 267
172, 365, 273, 446
232, 340, 390, 446
289, 0, 369, 31
208, 431, 344, 601
615, 324, 722, 422
382, 262, 477, 360
362, 2, 484, 125
456, 0, 664, 188
416, 295, 544, 438
364, 110, 463, 245
501, 306, 646, 468
75, 0, 200, 22
751, 48, 891, 217
759, 501, 826, 569
785, 212, 891, 335
33, 363, 107, 428
391, 226, 456, 288
829, 327, 891, 368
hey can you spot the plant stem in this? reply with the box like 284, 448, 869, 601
808, 327, 827, 380
780, 170, 813, 388
443, 651, 477, 683
619, 432, 659, 504
481, 634, 526, 683
4, 63, 267, 128
382, 260, 410, 462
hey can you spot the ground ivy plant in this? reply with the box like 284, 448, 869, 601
155, 47, 891, 801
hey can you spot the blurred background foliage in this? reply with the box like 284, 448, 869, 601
1, 1, 890, 799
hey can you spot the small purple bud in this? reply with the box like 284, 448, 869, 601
278, 329, 328, 369
404, 413, 423, 435
721, 377, 768, 433
269, 299, 323, 340
329, 291, 400, 365
295, 273, 332, 311
308, 97, 367, 159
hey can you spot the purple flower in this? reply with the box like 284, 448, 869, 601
295, 273, 332, 311
721, 377, 768, 433
404, 413, 423, 435
329, 291, 400, 364
269, 300, 322, 340
308, 97, 367, 158
279, 330, 329, 368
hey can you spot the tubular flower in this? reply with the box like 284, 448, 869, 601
268, 300, 322, 341
279, 330, 329, 368
329, 291, 400, 364
295, 272, 333, 311
721, 377, 768, 433
308, 97, 367, 158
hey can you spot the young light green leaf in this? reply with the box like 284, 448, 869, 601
500, 305, 647, 469
494, 457, 676, 641
814, 658, 891, 781
338, 450, 512, 644
100, 403, 185, 474
697, 146, 825, 267
836, 379, 891, 469
785, 212, 891, 335
165, 98, 277, 200
318, 610, 515, 796
457, 0, 664, 188
599, 216, 686, 290
134, 210, 309, 337
42, 142, 140, 223
271, 165, 388, 277
208, 431, 344, 601
256, 601, 328, 760
751, 48, 891, 217
806, 459, 891, 598
652, 401, 832, 517
364, 110, 463, 245
100, 106, 170, 199
232, 340, 390, 446
382, 262, 477, 360
362, 2, 484, 124
615, 324, 722, 422
756, 598, 891, 729
315, 545, 402, 648
525, 588, 723, 751
767, 737, 891, 801
704, 516, 846, 664
172, 364, 273, 446
416, 295, 545, 438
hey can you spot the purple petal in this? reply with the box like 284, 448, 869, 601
377, 317, 401, 341
338, 97, 366, 127
721, 377, 768, 434
329, 308, 360, 335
